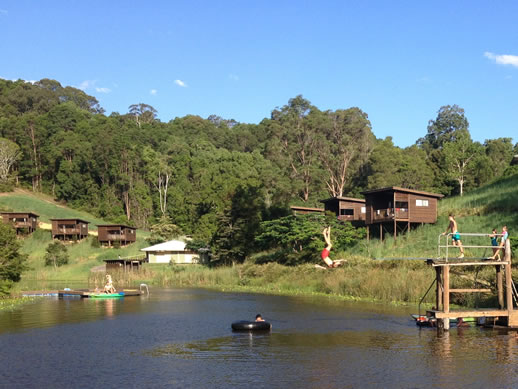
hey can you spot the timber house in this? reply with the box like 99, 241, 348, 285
97, 224, 137, 247
320, 197, 366, 225
361, 187, 443, 240
50, 218, 89, 241
1, 212, 39, 234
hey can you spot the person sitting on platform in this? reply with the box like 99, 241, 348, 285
103, 274, 116, 294
316, 227, 347, 269
255, 314, 265, 322
442, 214, 464, 259
491, 225, 508, 260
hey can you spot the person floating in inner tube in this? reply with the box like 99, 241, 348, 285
319, 227, 347, 268
255, 314, 265, 322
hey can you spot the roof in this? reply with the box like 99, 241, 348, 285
141, 240, 188, 252
290, 206, 324, 212
361, 187, 444, 198
320, 196, 365, 204
50, 218, 90, 223
96, 224, 136, 229
1, 212, 39, 217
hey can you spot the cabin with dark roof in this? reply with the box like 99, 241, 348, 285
319, 197, 366, 224
290, 205, 324, 216
1, 212, 39, 234
97, 224, 137, 247
361, 187, 444, 240
50, 218, 89, 241
511, 155, 518, 166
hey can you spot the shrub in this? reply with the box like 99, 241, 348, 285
44, 241, 69, 268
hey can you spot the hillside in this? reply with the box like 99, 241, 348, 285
352, 174, 518, 260
0, 190, 150, 289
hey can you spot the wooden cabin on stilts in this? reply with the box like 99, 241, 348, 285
362, 187, 444, 241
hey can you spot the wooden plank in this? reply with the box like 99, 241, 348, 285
432, 261, 509, 267
449, 288, 492, 293
430, 309, 510, 319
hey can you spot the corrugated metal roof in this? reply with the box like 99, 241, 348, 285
141, 240, 187, 252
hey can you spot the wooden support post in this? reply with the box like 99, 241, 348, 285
394, 219, 397, 240
435, 267, 442, 310
380, 224, 383, 241
497, 264, 504, 309
366, 226, 369, 241
505, 239, 513, 311
443, 265, 450, 330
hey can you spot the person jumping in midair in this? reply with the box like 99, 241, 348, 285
319, 226, 347, 268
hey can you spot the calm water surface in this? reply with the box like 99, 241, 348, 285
1, 288, 518, 388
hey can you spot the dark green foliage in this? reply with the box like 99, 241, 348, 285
211, 185, 266, 265
90, 236, 100, 248
256, 213, 365, 265
44, 241, 69, 268
0, 223, 28, 295
148, 216, 182, 245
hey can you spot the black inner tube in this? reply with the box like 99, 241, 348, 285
231, 320, 272, 331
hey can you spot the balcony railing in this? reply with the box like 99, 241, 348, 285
372, 208, 409, 221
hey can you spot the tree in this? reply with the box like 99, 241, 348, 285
0, 223, 28, 295
320, 108, 374, 196
148, 216, 182, 245
128, 103, 157, 127
442, 130, 479, 196
44, 241, 69, 269
211, 185, 265, 265
0, 137, 20, 182
266, 96, 323, 202
418, 105, 469, 150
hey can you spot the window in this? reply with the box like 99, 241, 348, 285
361, 207, 366, 214
416, 199, 429, 207
340, 209, 354, 216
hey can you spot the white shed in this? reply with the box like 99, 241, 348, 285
141, 240, 202, 264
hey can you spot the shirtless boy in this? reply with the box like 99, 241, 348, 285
442, 214, 464, 259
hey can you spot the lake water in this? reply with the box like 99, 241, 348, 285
1, 288, 518, 389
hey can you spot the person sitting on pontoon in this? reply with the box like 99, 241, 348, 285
103, 274, 116, 294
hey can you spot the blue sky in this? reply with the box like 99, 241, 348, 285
1, 1, 517, 147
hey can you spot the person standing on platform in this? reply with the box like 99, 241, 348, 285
442, 214, 464, 259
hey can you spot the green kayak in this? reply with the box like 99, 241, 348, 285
89, 292, 125, 299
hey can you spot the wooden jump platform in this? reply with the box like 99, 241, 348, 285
58, 289, 142, 298
427, 238, 515, 330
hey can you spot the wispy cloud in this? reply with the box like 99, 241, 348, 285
78, 80, 94, 90
484, 52, 518, 68
229, 74, 239, 81
0, 9, 8, 16
150, 89, 157, 95
174, 79, 187, 88
78, 80, 111, 93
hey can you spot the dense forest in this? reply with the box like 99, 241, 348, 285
0, 78, 517, 263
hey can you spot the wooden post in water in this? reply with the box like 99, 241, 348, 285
496, 265, 504, 309
443, 265, 450, 330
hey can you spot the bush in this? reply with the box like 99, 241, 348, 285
0, 223, 28, 296
44, 241, 69, 268
90, 236, 100, 248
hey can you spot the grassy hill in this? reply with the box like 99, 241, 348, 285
0, 189, 150, 290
